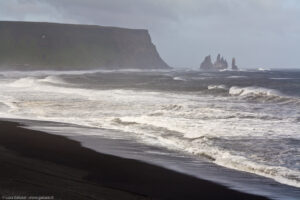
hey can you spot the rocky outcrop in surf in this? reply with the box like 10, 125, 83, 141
214, 54, 228, 70
200, 56, 214, 70
200, 54, 238, 71
232, 58, 238, 70
0, 21, 170, 70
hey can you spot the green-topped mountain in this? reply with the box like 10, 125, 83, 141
0, 21, 170, 70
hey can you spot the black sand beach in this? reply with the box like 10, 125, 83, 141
0, 120, 269, 200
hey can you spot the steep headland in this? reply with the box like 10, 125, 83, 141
0, 21, 170, 70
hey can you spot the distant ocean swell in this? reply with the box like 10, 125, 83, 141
0, 71, 299, 188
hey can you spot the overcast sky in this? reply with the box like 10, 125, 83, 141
0, 0, 300, 68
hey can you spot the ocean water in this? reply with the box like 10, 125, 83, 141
0, 68, 300, 198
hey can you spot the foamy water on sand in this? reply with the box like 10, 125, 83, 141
0, 69, 300, 198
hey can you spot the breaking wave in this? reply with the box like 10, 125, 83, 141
0, 72, 300, 189
104, 116, 300, 188
8, 76, 68, 88
229, 86, 300, 105
173, 77, 186, 81
208, 84, 228, 90
229, 86, 280, 97
39, 76, 67, 85
257, 68, 271, 71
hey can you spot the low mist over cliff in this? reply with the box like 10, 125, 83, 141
0, 21, 170, 70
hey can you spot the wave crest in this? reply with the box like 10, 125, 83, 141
9, 76, 68, 88
208, 84, 228, 90
229, 86, 280, 97
39, 76, 67, 85
229, 86, 300, 105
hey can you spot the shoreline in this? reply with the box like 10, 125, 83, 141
0, 120, 269, 200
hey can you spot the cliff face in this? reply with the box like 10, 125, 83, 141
0, 21, 170, 70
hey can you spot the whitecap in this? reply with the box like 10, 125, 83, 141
208, 85, 228, 90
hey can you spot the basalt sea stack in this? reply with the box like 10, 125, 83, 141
200, 54, 238, 71
0, 21, 170, 70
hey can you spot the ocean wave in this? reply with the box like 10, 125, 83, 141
39, 76, 68, 85
132, 123, 300, 187
173, 77, 186, 81
208, 85, 228, 90
1, 74, 300, 188
8, 77, 38, 87
200, 146, 300, 188
107, 116, 300, 188
270, 78, 298, 80
226, 76, 247, 79
112, 117, 139, 126
257, 68, 271, 71
229, 86, 280, 97
8, 76, 69, 88
229, 86, 300, 105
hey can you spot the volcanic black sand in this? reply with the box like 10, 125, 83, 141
0, 120, 269, 200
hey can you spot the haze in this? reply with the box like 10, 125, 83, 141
0, 0, 299, 69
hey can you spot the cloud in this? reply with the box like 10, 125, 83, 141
0, 0, 62, 22
0, 0, 300, 68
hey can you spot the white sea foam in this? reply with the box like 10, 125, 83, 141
229, 86, 280, 97
39, 76, 67, 84
227, 76, 247, 79
229, 86, 300, 105
0, 75, 300, 188
257, 68, 271, 71
270, 78, 299, 80
208, 85, 228, 90
8, 77, 38, 87
173, 77, 186, 81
